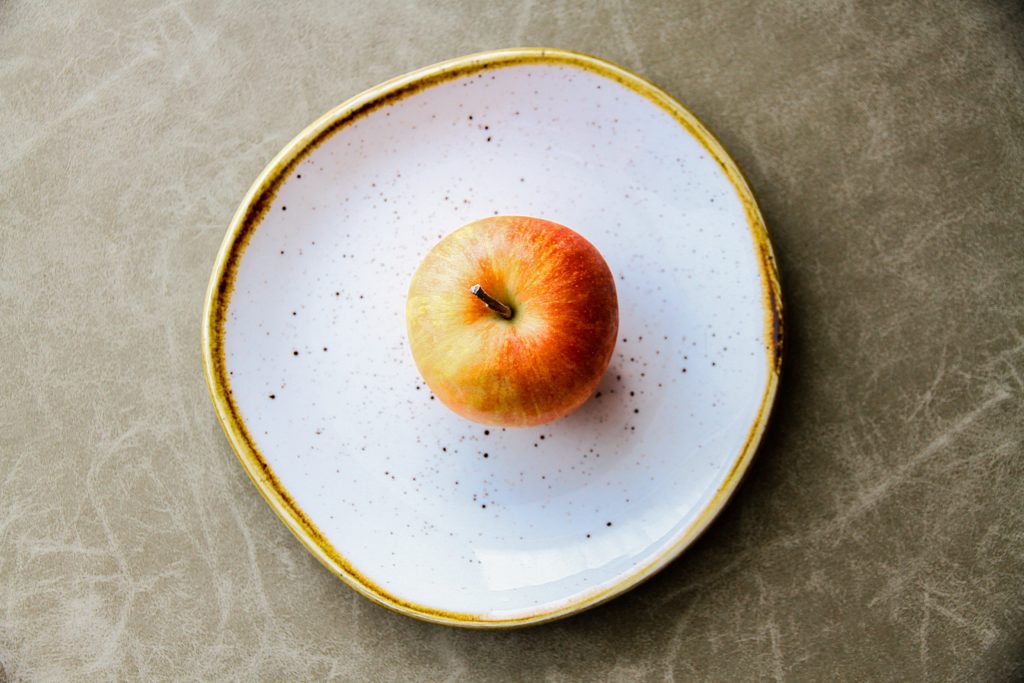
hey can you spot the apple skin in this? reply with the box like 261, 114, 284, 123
406, 216, 618, 427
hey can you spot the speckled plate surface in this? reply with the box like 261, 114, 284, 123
202, 48, 782, 628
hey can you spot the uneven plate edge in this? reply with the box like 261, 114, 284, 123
200, 47, 783, 629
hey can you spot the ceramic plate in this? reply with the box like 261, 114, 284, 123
203, 48, 782, 628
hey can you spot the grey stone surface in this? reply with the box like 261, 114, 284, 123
2, 0, 1022, 680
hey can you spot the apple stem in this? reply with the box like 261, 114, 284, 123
470, 284, 514, 320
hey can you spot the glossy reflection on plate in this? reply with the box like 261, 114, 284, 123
202, 48, 782, 627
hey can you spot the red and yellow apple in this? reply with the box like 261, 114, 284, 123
406, 215, 618, 427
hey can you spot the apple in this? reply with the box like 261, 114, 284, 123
406, 215, 618, 427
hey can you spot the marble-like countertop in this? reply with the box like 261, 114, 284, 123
2, 1, 1022, 680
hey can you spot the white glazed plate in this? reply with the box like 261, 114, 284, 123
203, 48, 782, 627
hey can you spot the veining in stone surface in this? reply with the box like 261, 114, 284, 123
1, 0, 1022, 680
